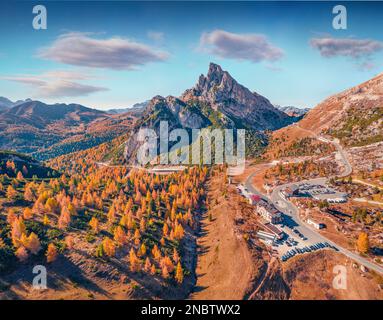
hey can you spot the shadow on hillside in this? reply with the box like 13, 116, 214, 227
73, 246, 190, 299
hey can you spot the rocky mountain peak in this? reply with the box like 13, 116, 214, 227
189, 62, 237, 101
205, 62, 225, 84
180, 63, 292, 130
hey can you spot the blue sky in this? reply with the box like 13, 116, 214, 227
1, 1, 383, 110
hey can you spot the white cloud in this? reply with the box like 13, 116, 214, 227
3, 70, 108, 98
310, 37, 383, 59
38, 32, 169, 70
199, 29, 283, 63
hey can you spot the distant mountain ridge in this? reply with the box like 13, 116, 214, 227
274, 105, 310, 117
107, 101, 148, 115
0, 63, 299, 163
0, 99, 138, 159
0, 97, 32, 110
1, 100, 106, 128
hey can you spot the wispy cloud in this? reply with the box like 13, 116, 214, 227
147, 31, 165, 42
358, 61, 376, 71
199, 29, 283, 63
38, 32, 169, 70
310, 37, 383, 59
265, 64, 283, 72
3, 70, 108, 98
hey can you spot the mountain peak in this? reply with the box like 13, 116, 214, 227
0, 97, 35, 110
207, 62, 224, 78
180, 63, 293, 130
185, 63, 236, 101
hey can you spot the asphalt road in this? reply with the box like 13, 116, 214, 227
271, 182, 383, 274
245, 133, 383, 274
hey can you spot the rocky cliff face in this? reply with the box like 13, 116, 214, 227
143, 95, 210, 129
134, 63, 294, 134
182, 63, 293, 130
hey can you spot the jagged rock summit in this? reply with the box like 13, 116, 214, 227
181, 62, 293, 130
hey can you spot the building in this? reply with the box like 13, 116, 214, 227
249, 194, 261, 205
256, 230, 277, 243
237, 185, 250, 198
237, 185, 263, 205
256, 200, 283, 224
264, 223, 285, 240
307, 218, 325, 229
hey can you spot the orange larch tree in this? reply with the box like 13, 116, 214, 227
46, 243, 58, 263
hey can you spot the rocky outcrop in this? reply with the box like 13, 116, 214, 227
182, 63, 293, 130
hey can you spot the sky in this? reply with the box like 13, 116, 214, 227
1, 1, 383, 110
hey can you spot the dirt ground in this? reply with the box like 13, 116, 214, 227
283, 250, 383, 300
190, 170, 255, 299
244, 249, 383, 300
232, 161, 271, 194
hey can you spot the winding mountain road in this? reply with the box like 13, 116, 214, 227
245, 128, 383, 275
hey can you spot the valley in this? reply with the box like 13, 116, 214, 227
0, 63, 382, 300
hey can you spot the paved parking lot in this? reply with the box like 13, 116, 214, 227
270, 217, 336, 257
271, 222, 339, 260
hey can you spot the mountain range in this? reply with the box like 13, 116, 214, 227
1, 63, 381, 164
0, 63, 298, 162
0, 97, 32, 110
0, 100, 139, 159
123, 63, 297, 162
106, 101, 148, 115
